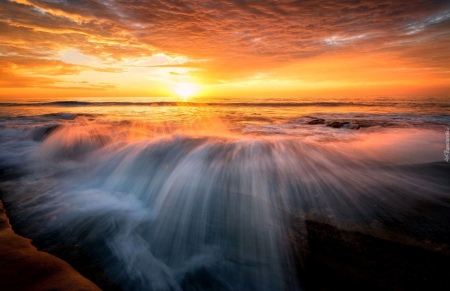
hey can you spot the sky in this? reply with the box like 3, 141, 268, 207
1, 0, 450, 99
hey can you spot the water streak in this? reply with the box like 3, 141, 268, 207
0, 104, 449, 291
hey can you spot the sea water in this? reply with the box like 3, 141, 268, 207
0, 96, 449, 290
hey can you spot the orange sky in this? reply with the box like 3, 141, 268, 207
1, 0, 450, 99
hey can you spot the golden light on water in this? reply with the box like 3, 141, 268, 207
174, 82, 199, 101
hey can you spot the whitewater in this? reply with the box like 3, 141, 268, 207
0, 96, 449, 290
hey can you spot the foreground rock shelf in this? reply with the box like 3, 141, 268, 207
293, 220, 450, 291
0, 200, 102, 291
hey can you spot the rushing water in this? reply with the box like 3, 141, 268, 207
0, 96, 449, 290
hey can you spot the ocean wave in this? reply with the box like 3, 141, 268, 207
1, 100, 448, 108
1, 119, 449, 290
0, 105, 449, 291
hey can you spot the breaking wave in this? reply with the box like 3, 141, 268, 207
1, 100, 449, 109
1, 117, 449, 290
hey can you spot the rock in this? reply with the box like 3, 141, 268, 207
290, 220, 450, 291
326, 121, 350, 128
43, 246, 122, 291
308, 119, 326, 125
0, 200, 102, 291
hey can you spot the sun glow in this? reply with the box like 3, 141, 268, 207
174, 82, 199, 101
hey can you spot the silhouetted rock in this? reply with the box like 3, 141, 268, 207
308, 119, 326, 125
326, 121, 350, 128
290, 220, 450, 291
43, 245, 122, 291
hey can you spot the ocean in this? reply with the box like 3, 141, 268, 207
0, 96, 449, 290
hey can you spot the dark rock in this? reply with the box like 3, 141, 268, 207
0, 179, 121, 291
42, 245, 122, 291
308, 119, 326, 125
290, 220, 450, 291
0, 200, 102, 291
350, 121, 378, 129
326, 121, 350, 128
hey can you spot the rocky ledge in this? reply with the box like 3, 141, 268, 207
0, 200, 102, 291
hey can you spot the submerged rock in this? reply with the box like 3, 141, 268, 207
308, 119, 395, 130
308, 119, 326, 125
326, 121, 350, 128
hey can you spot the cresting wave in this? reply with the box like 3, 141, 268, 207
1, 118, 449, 291
1, 100, 449, 108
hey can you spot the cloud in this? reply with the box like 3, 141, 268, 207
1, 0, 449, 91
404, 10, 450, 34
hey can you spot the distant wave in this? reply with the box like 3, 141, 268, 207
1, 100, 448, 108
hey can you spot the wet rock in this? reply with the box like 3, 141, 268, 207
290, 220, 450, 291
308, 119, 326, 125
43, 245, 122, 291
0, 200, 102, 291
326, 121, 350, 128
346, 123, 361, 130
352, 121, 379, 129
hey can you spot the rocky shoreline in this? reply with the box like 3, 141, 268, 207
0, 199, 102, 291
290, 219, 450, 291
0, 167, 121, 291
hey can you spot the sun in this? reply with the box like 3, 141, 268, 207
174, 82, 199, 101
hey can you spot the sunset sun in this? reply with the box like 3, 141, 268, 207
174, 82, 199, 101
